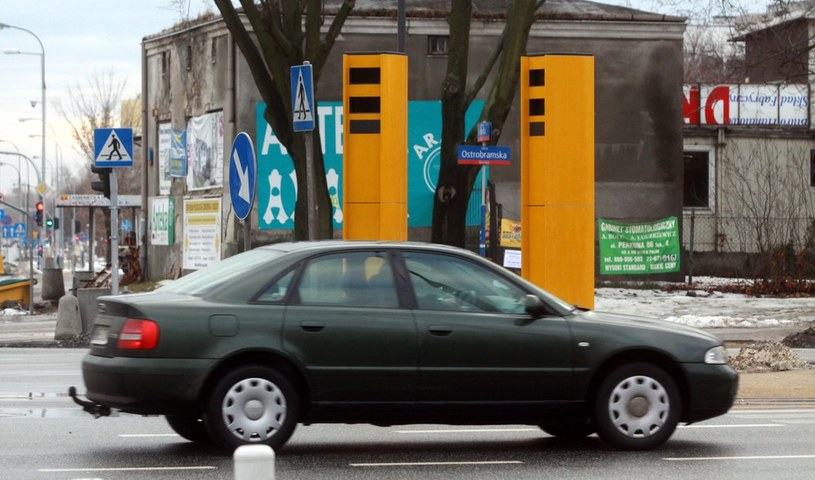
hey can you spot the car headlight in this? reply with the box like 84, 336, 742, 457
704, 346, 728, 365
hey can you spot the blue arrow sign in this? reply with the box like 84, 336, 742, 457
94, 128, 134, 167
229, 132, 257, 221
14, 222, 25, 238
291, 64, 315, 132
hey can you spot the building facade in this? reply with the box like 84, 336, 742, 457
140, 0, 686, 279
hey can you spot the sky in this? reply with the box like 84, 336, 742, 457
0, 0, 774, 196
0, 0, 217, 194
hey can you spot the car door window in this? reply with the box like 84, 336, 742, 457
297, 251, 399, 308
404, 251, 527, 313
255, 269, 296, 303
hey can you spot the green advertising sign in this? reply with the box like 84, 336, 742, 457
598, 217, 680, 275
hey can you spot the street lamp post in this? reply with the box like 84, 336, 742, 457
1, 22, 47, 256
26, 121, 63, 263
0, 150, 44, 315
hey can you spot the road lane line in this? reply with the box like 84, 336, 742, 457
679, 423, 784, 429
664, 454, 815, 462
395, 428, 538, 434
39, 466, 217, 473
118, 433, 179, 438
351, 461, 523, 467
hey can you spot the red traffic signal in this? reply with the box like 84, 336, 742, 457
35, 201, 44, 226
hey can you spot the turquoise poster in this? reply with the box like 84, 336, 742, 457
255, 100, 485, 230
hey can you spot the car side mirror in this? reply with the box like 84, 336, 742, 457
524, 294, 549, 318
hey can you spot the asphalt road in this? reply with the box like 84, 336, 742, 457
1, 349, 814, 480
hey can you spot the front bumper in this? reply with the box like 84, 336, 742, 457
81, 353, 216, 415
683, 363, 739, 423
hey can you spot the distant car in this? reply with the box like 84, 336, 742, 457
73, 241, 738, 451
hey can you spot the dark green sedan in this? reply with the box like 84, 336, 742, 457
73, 241, 738, 451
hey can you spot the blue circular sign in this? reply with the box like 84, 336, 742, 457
229, 132, 257, 221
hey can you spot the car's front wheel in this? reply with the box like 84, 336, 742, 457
593, 363, 680, 450
204, 365, 299, 451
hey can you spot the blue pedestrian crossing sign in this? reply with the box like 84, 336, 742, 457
94, 128, 134, 168
229, 132, 257, 221
291, 63, 315, 132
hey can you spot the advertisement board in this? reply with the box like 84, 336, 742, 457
599, 217, 680, 275
683, 83, 808, 127
255, 100, 484, 230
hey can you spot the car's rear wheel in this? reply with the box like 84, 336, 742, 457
204, 365, 299, 451
165, 415, 210, 443
593, 363, 680, 451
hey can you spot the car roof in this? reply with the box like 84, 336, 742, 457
255, 240, 471, 256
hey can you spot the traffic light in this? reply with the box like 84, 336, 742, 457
91, 165, 112, 198
35, 201, 44, 226
45, 216, 54, 228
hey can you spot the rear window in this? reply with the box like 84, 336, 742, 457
159, 249, 282, 296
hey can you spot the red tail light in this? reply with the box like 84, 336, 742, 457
117, 319, 159, 350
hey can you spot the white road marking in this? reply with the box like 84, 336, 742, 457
351, 461, 523, 467
39, 466, 217, 473
118, 433, 180, 438
664, 454, 815, 462
679, 423, 784, 429
395, 428, 538, 434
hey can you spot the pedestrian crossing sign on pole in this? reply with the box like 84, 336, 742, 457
94, 128, 134, 167
291, 63, 315, 132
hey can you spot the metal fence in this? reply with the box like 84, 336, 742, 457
684, 214, 815, 254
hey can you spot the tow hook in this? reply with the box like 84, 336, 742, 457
68, 386, 111, 418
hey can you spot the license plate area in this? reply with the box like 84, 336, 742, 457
90, 325, 110, 346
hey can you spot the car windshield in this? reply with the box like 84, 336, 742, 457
158, 249, 282, 295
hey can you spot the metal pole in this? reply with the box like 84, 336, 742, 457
304, 131, 316, 241
688, 210, 695, 285
110, 171, 120, 295
0, 24, 45, 247
397, 0, 406, 53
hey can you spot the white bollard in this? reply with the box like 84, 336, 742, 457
234, 444, 275, 480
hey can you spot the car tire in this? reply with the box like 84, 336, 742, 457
204, 365, 299, 451
165, 415, 210, 443
539, 420, 595, 440
593, 362, 681, 451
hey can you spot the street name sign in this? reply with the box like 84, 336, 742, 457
457, 145, 511, 166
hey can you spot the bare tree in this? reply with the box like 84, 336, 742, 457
55, 70, 127, 162
718, 140, 815, 282
54, 70, 141, 266
432, 0, 543, 247
214, 0, 354, 241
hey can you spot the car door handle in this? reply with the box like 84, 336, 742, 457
300, 321, 325, 332
427, 325, 453, 336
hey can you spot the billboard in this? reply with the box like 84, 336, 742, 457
683, 84, 809, 127
255, 100, 484, 230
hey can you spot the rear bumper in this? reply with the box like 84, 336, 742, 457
81, 353, 215, 415
682, 363, 739, 423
